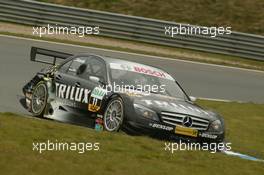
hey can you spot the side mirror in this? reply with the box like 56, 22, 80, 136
189, 96, 197, 102
89, 76, 100, 83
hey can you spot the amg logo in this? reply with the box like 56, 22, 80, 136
55, 83, 91, 103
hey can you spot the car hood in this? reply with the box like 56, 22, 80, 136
126, 93, 217, 121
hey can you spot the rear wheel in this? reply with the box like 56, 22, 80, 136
31, 81, 48, 117
103, 97, 124, 132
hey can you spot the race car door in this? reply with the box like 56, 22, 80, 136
54, 55, 107, 112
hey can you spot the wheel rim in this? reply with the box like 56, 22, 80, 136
32, 83, 47, 114
104, 100, 123, 131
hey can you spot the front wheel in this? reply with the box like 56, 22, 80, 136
31, 81, 48, 117
103, 97, 124, 132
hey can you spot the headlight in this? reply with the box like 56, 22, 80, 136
134, 104, 159, 121
209, 120, 222, 132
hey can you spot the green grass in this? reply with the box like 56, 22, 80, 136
37, 0, 264, 35
0, 100, 264, 175
197, 100, 264, 156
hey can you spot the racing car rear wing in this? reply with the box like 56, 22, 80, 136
30, 47, 73, 65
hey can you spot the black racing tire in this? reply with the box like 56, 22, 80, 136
103, 97, 124, 132
31, 81, 48, 118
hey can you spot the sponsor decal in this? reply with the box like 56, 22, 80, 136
141, 100, 209, 115
149, 123, 174, 131
175, 126, 198, 137
133, 66, 166, 79
199, 133, 217, 139
56, 98, 78, 108
136, 67, 173, 80
125, 92, 143, 97
95, 118, 104, 131
109, 63, 174, 80
90, 87, 107, 100
75, 58, 86, 64
88, 98, 100, 112
55, 83, 91, 103
88, 87, 106, 112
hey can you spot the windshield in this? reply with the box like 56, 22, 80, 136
109, 63, 188, 100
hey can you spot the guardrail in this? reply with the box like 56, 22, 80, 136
0, 0, 263, 61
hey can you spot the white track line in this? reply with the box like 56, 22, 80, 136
197, 97, 238, 103
197, 97, 233, 102
1, 34, 264, 74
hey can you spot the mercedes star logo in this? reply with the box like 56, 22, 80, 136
182, 116, 192, 127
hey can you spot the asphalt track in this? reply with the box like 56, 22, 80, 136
0, 35, 264, 114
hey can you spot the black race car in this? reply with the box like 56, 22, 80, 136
23, 47, 225, 143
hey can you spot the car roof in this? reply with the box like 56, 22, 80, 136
73, 53, 162, 71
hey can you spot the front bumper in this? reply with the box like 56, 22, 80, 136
125, 115, 224, 143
